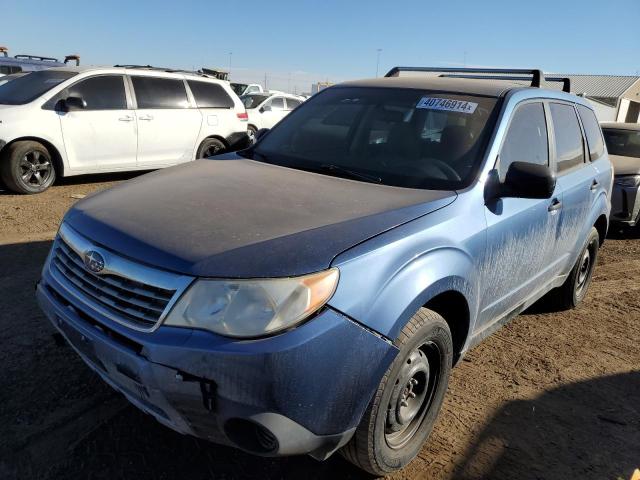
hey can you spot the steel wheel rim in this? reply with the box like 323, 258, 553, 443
385, 341, 441, 449
576, 244, 593, 295
19, 150, 52, 187
247, 128, 256, 144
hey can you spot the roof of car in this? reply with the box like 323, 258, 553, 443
40, 65, 226, 82
337, 76, 557, 98
600, 122, 640, 131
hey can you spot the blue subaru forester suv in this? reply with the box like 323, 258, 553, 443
36, 67, 612, 475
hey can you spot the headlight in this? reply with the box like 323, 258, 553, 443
164, 268, 339, 338
614, 175, 640, 188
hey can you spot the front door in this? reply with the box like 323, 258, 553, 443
480, 101, 562, 326
260, 96, 288, 129
58, 75, 137, 171
131, 76, 201, 167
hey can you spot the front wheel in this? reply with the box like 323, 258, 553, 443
0, 141, 56, 194
247, 125, 257, 144
341, 309, 453, 475
196, 138, 226, 159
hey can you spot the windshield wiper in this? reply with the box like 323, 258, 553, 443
319, 164, 382, 184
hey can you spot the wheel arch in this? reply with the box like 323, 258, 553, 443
422, 290, 471, 364
1, 136, 65, 177
594, 213, 608, 246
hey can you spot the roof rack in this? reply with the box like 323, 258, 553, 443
14, 54, 60, 63
113, 64, 229, 81
384, 67, 572, 93
0, 47, 8, 58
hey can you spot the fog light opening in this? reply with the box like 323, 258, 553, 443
224, 418, 279, 454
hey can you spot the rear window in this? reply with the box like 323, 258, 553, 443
0, 70, 77, 105
603, 128, 640, 158
549, 103, 585, 172
577, 105, 605, 161
132, 76, 189, 109
249, 86, 500, 190
188, 80, 234, 108
242, 94, 269, 109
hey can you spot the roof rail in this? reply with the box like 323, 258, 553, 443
64, 54, 80, 66
0, 46, 8, 58
113, 64, 226, 80
437, 73, 572, 93
385, 66, 544, 88
14, 54, 60, 63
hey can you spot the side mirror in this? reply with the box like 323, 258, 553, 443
255, 128, 270, 142
259, 104, 271, 113
487, 162, 556, 201
63, 96, 87, 111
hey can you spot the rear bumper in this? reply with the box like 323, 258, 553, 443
611, 184, 640, 226
37, 269, 396, 460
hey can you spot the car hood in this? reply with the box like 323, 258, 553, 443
611, 154, 640, 176
64, 156, 456, 278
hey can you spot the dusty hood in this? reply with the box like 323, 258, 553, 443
611, 154, 640, 176
65, 156, 456, 277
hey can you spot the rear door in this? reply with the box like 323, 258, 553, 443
130, 75, 201, 167
481, 101, 562, 324
187, 79, 238, 140
57, 75, 137, 171
548, 102, 598, 272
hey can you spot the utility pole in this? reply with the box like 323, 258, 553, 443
228, 52, 232, 78
264, 72, 267, 90
375, 48, 382, 77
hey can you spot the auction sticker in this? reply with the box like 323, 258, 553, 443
416, 97, 478, 114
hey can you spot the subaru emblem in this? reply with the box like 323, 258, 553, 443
83, 250, 105, 273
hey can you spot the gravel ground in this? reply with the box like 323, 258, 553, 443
0, 173, 638, 480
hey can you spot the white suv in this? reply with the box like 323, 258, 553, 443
0, 66, 249, 193
241, 92, 305, 142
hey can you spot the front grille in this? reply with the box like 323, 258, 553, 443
51, 237, 177, 328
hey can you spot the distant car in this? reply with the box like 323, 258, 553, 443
0, 72, 27, 86
602, 122, 640, 227
241, 92, 304, 142
0, 66, 250, 194
0, 46, 79, 74
230, 82, 264, 96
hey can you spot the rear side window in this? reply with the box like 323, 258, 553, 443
286, 98, 302, 110
576, 105, 605, 161
132, 76, 189, 109
187, 81, 234, 108
499, 102, 548, 180
66, 75, 127, 110
550, 103, 585, 172
270, 97, 285, 110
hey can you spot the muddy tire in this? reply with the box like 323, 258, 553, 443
548, 227, 600, 310
0, 141, 56, 194
341, 308, 453, 475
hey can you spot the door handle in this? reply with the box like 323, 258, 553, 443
548, 198, 562, 212
118, 115, 134, 122
138, 115, 153, 121
590, 179, 599, 191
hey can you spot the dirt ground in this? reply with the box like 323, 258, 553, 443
0, 173, 638, 480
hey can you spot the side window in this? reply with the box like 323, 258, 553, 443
499, 102, 548, 180
187, 81, 234, 108
550, 103, 585, 172
246, 86, 260, 94
270, 97, 285, 110
131, 76, 189, 109
66, 75, 127, 110
286, 98, 301, 110
576, 105, 605, 161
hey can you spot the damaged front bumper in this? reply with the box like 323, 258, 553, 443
36, 270, 396, 460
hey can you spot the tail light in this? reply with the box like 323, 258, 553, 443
237, 111, 248, 121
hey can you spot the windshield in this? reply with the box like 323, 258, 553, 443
241, 94, 270, 109
0, 70, 77, 105
245, 86, 500, 190
231, 83, 248, 96
603, 128, 640, 159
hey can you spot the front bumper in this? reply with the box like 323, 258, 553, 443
37, 269, 396, 460
611, 183, 640, 226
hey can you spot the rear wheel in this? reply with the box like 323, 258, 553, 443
247, 125, 257, 144
0, 141, 56, 194
196, 138, 226, 159
341, 308, 453, 475
547, 227, 600, 310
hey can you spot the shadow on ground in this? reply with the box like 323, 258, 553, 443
0, 171, 149, 195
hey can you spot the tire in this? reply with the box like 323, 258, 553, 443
547, 226, 600, 310
196, 138, 226, 159
0, 141, 56, 194
341, 308, 453, 475
247, 125, 257, 144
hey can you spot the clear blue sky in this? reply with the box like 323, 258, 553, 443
2, 0, 639, 93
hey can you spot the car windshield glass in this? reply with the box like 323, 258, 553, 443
242, 94, 270, 109
231, 83, 248, 95
603, 129, 640, 159
0, 70, 77, 105
246, 86, 500, 190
